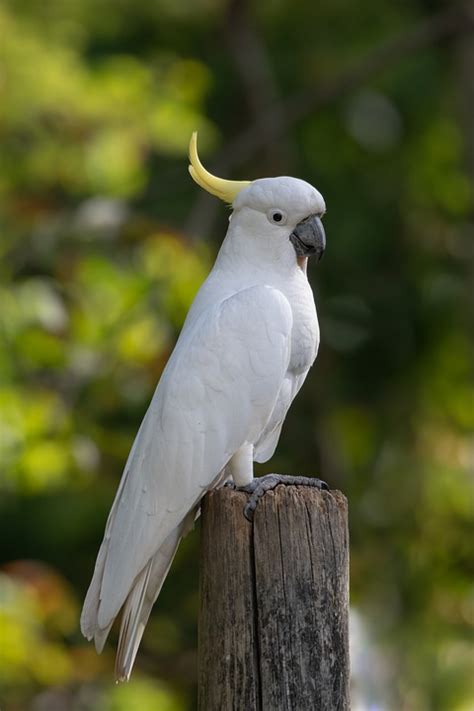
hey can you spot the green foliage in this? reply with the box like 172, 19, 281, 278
0, 0, 472, 709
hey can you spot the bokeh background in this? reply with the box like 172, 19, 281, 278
1, 1, 473, 709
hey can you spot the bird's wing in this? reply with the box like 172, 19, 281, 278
82, 284, 293, 634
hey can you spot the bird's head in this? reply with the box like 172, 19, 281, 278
189, 133, 326, 268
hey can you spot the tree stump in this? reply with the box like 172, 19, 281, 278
198, 483, 350, 711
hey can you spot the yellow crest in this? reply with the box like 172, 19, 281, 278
188, 132, 250, 203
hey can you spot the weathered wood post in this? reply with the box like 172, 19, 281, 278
198, 483, 350, 710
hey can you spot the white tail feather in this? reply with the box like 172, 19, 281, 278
81, 500, 199, 682
115, 560, 153, 681
114, 525, 185, 681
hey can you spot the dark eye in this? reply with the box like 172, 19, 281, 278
266, 208, 287, 226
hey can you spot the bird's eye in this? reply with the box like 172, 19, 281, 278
267, 209, 287, 226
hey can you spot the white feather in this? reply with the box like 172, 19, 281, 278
81, 286, 293, 657
81, 174, 324, 679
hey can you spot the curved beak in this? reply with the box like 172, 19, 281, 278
289, 214, 326, 261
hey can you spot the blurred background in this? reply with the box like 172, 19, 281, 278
0, 0, 473, 709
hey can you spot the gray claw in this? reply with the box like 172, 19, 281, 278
238, 474, 329, 521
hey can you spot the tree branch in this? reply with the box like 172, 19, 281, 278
185, 4, 474, 239
217, 4, 474, 173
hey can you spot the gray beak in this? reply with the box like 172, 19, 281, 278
289, 214, 326, 261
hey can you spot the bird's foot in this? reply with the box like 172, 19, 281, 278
238, 474, 329, 521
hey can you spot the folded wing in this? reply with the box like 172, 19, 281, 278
81, 285, 293, 664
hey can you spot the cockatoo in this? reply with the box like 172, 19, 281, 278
81, 132, 327, 681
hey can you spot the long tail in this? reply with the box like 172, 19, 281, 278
114, 525, 183, 682
81, 508, 197, 682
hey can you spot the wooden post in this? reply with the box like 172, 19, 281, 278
198, 484, 350, 711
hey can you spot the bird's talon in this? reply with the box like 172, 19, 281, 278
243, 503, 255, 522
237, 473, 329, 520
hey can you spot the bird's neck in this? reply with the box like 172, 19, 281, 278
215, 223, 298, 281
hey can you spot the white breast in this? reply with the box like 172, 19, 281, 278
284, 272, 319, 376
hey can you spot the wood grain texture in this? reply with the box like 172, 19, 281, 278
198, 489, 261, 710
198, 484, 350, 711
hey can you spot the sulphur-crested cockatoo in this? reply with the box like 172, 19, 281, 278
81, 132, 327, 681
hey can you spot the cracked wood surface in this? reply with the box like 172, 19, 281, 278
198, 484, 350, 711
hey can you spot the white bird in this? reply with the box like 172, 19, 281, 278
81, 132, 327, 681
